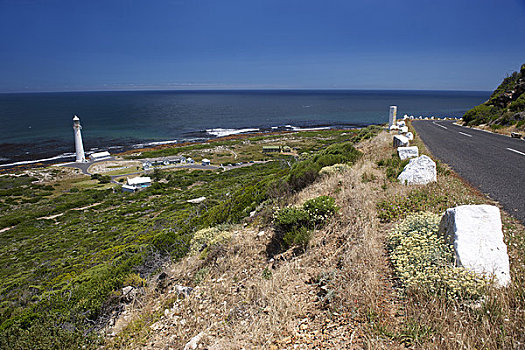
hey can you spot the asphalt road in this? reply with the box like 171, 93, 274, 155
412, 120, 525, 225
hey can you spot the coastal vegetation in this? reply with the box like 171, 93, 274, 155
0, 127, 374, 349
101, 127, 524, 349
1, 124, 524, 349
463, 63, 525, 130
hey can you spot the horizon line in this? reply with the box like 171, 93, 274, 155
0, 87, 493, 94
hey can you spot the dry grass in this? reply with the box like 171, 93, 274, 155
102, 129, 525, 350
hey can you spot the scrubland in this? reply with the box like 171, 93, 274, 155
104, 127, 525, 349
1, 125, 523, 349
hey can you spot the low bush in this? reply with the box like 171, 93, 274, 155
270, 195, 338, 254
287, 142, 361, 192
377, 153, 409, 181
90, 173, 111, 184
377, 187, 452, 223
462, 104, 501, 126
189, 227, 232, 257
303, 195, 338, 226
388, 212, 487, 301
273, 207, 309, 233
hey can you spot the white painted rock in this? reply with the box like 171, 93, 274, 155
405, 132, 414, 140
389, 124, 399, 131
396, 120, 406, 127
187, 196, 206, 204
393, 135, 409, 148
397, 146, 419, 160
398, 126, 409, 134
397, 155, 436, 185
184, 332, 205, 350
438, 205, 511, 287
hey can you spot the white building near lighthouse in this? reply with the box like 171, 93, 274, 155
73, 115, 86, 162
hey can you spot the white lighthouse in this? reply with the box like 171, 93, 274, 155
73, 115, 86, 163
389, 105, 398, 128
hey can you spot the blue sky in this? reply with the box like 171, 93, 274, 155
0, 0, 524, 92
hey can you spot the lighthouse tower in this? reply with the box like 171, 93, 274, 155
73, 115, 86, 163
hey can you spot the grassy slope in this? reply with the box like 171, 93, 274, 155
0, 127, 377, 349
105, 127, 524, 349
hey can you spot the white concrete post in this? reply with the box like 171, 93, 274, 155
389, 105, 397, 128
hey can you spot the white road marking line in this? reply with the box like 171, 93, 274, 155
507, 148, 525, 156
433, 122, 448, 129
458, 132, 472, 137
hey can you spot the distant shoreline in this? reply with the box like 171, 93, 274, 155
0, 126, 365, 174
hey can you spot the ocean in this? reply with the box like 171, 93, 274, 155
0, 90, 490, 167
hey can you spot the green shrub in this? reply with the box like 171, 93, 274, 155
303, 195, 338, 226
270, 195, 337, 253
388, 212, 487, 301
273, 207, 309, 233
283, 226, 312, 250
90, 173, 111, 184
508, 93, 525, 112
286, 142, 361, 192
189, 227, 232, 256
462, 104, 500, 126
377, 187, 452, 222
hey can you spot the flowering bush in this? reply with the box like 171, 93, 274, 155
190, 227, 232, 256
388, 212, 487, 301
319, 163, 351, 175
303, 195, 339, 226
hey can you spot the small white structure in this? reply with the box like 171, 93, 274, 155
202, 158, 210, 166
121, 184, 137, 193
397, 155, 436, 185
127, 176, 151, 189
439, 205, 511, 287
393, 135, 409, 148
397, 146, 419, 160
405, 132, 414, 141
187, 196, 206, 204
73, 115, 86, 163
389, 106, 397, 128
396, 120, 406, 127
90, 151, 111, 161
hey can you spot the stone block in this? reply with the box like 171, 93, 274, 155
438, 205, 511, 287
398, 146, 419, 160
398, 126, 409, 134
405, 132, 414, 140
393, 135, 409, 148
397, 155, 436, 185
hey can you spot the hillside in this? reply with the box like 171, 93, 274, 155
1, 126, 524, 349
463, 63, 525, 130
103, 128, 525, 350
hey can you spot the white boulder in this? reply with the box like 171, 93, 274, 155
389, 124, 400, 131
405, 132, 414, 140
438, 205, 511, 287
187, 196, 206, 204
397, 155, 436, 185
398, 126, 409, 134
393, 135, 409, 148
397, 146, 419, 160
396, 120, 406, 127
